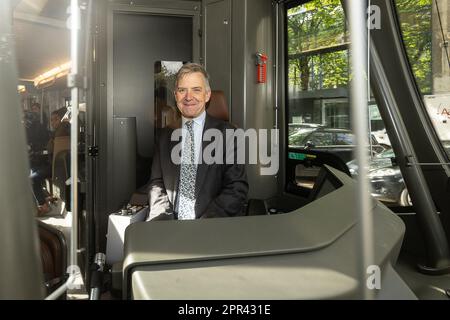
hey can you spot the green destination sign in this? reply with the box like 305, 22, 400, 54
288, 152, 317, 160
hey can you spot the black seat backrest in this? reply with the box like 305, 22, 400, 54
37, 221, 67, 292
206, 90, 229, 122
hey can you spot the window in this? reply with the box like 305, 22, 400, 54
395, 0, 450, 158
286, 0, 354, 152
287, 0, 348, 92
287, 0, 353, 150
286, 0, 412, 207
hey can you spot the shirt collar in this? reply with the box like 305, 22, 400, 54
182, 110, 206, 128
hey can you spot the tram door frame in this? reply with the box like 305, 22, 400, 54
89, 1, 201, 253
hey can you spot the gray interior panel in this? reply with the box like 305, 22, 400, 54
113, 13, 193, 158
204, 0, 231, 105
122, 167, 408, 299
129, 205, 404, 299
124, 168, 357, 266
112, 117, 137, 210
376, 263, 417, 300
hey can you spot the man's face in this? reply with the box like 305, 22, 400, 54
31, 105, 40, 113
174, 72, 211, 119
50, 114, 61, 130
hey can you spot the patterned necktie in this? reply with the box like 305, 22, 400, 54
178, 120, 197, 220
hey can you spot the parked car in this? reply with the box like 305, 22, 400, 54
443, 140, 450, 159
347, 141, 450, 207
347, 148, 411, 206
371, 129, 391, 148
290, 128, 385, 163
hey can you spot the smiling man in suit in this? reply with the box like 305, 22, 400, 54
147, 63, 248, 221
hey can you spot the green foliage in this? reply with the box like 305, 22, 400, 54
395, 0, 432, 94
287, 0, 432, 94
287, 0, 347, 91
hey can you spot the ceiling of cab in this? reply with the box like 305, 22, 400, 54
13, 0, 70, 80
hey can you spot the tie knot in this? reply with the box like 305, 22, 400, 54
185, 120, 194, 131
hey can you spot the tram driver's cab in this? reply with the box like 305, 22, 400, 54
3, 0, 450, 300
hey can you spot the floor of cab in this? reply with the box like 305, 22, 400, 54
395, 252, 450, 300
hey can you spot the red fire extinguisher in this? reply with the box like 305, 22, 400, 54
256, 53, 268, 83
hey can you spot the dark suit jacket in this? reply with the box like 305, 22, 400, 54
147, 114, 248, 220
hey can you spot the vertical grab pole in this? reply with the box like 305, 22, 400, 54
69, 0, 80, 279
43, 0, 89, 300
367, 0, 373, 159
274, 1, 279, 136
348, 0, 375, 299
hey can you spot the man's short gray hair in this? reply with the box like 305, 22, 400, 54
175, 63, 211, 91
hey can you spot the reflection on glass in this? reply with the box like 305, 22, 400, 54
154, 61, 185, 129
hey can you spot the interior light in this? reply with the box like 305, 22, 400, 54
17, 85, 26, 93
33, 61, 72, 87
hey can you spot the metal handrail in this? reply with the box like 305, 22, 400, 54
348, 0, 375, 300
45, 0, 82, 300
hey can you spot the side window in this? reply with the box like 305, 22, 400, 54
335, 133, 355, 145
286, 0, 351, 152
286, 0, 411, 207
395, 0, 450, 159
